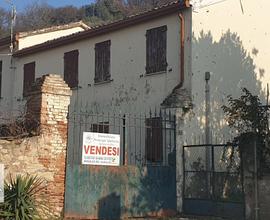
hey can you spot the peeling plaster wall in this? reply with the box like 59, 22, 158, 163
0, 47, 13, 118
185, 0, 270, 143
6, 10, 191, 115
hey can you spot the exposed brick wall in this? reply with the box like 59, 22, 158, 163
0, 74, 71, 217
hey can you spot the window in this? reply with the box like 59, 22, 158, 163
64, 50, 79, 88
23, 62, 35, 97
145, 117, 163, 162
146, 25, 167, 74
0, 60, 2, 98
91, 122, 109, 133
95, 40, 111, 83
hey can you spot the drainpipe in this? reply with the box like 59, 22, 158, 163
174, 12, 185, 89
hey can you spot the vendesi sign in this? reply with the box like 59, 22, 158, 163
82, 132, 120, 166
0, 164, 3, 203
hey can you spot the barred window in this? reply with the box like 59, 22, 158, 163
146, 25, 167, 74
64, 50, 79, 88
91, 122, 109, 133
95, 40, 111, 83
146, 117, 163, 162
23, 62, 35, 97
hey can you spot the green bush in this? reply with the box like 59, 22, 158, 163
0, 175, 45, 220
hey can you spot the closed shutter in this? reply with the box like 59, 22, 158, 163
64, 50, 79, 88
146, 25, 167, 74
23, 62, 35, 97
95, 40, 111, 83
146, 117, 163, 162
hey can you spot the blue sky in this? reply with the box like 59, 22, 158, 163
1, 0, 95, 12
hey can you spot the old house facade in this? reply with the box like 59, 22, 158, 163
0, 1, 193, 218
0, 1, 191, 117
0, 21, 89, 116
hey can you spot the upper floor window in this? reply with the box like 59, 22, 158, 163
95, 40, 111, 83
146, 25, 167, 74
23, 61, 35, 97
64, 49, 79, 88
0, 60, 2, 98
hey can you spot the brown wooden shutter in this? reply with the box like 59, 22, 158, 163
146, 117, 163, 162
64, 50, 79, 88
95, 40, 111, 83
0, 60, 2, 98
146, 25, 167, 74
23, 62, 35, 97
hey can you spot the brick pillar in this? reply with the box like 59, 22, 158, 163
26, 74, 72, 217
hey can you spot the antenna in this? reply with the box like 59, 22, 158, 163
4, 0, 16, 54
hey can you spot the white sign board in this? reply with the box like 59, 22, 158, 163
82, 132, 120, 166
0, 164, 4, 203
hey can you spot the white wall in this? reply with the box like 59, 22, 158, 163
185, 0, 270, 144
18, 27, 86, 50
9, 9, 191, 115
0, 46, 13, 119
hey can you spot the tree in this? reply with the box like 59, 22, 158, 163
222, 88, 270, 170
0, 7, 9, 37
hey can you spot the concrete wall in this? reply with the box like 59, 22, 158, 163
64, 165, 176, 219
0, 74, 71, 217
3, 9, 191, 115
186, 0, 270, 143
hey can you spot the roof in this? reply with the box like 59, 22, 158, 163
0, 21, 90, 48
13, 0, 190, 57
18, 21, 90, 38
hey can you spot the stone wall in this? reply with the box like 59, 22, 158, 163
259, 174, 270, 220
0, 74, 71, 217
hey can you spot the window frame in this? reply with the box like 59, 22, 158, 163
146, 25, 168, 74
94, 40, 111, 84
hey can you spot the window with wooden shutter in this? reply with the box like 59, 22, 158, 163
146, 25, 167, 74
0, 60, 2, 98
64, 49, 79, 88
23, 62, 35, 97
95, 40, 111, 83
145, 117, 163, 162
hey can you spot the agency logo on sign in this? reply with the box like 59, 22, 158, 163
0, 164, 4, 203
82, 132, 120, 166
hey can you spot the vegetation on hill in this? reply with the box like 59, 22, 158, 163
0, 0, 174, 37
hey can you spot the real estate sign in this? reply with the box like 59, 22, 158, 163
0, 164, 4, 203
82, 132, 120, 166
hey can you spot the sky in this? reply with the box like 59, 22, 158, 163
1, 0, 95, 12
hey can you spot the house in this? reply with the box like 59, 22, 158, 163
0, 21, 90, 116
0, 0, 191, 116
0, 1, 192, 218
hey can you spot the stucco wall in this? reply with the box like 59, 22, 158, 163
18, 26, 86, 50
5, 9, 191, 115
0, 47, 13, 116
184, 0, 270, 143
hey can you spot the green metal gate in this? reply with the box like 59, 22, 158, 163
183, 144, 245, 219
